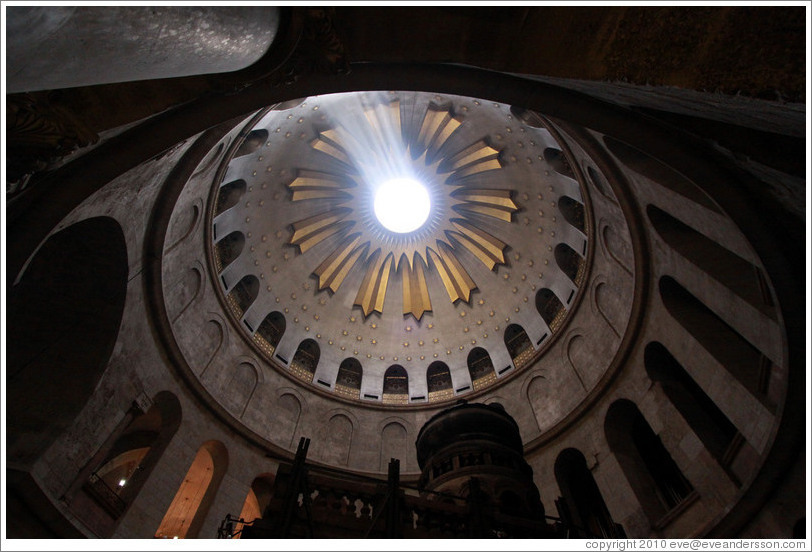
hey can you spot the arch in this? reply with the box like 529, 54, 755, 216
645, 342, 740, 472
214, 179, 246, 216
605, 399, 694, 522
535, 287, 566, 332
165, 199, 201, 252
191, 142, 227, 181
254, 311, 285, 356
336, 357, 363, 399
586, 166, 616, 203
290, 339, 320, 383
7, 216, 128, 466
603, 136, 719, 212
648, 204, 774, 317
555, 242, 585, 285
222, 362, 259, 417
380, 421, 408, 472
526, 375, 545, 431
315, 414, 354, 466
594, 281, 621, 338
67, 391, 182, 537
467, 347, 496, 391
198, 318, 226, 377
235, 473, 276, 538
558, 196, 586, 233
543, 147, 575, 179
555, 448, 620, 538
659, 275, 772, 407
234, 129, 268, 158
600, 221, 633, 276
214, 230, 245, 271
565, 333, 588, 390
509, 105, 546, 128
226, 274, 259, 317
504, 324, 533, 369
155, 440, 229, 539
382, 365, 409, 405
277, 392, 302, 449
168, 266, 202, 323
426, 361, 453, 402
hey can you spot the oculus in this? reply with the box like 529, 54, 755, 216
373, 177, 431, 234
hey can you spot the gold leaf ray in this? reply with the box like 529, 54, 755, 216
313, 234, 368, 293
289, 170, 354, 202
451, 188, 517, 209
386, 100, 402, 140
447, 220, 508, 270
417, 108, 447, 153
289, 208, 354, 253
445, 140, 500, 171
452, 203, 514, 222
354, 249, 394, 317
401, 253, 432, 320
431, 116, 461, 157
363, 100, 402, 145
427, 241, 477, 303
448, 158, 503, 181
311, 130, 351, 165
451, 188, 517, 222
417, 105, 462, 160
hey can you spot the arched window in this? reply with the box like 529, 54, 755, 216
467, 347, 496, 391
605, 400, 694, 522
543, 147, 575, 179
226, 274, 258, 317
554, 448, 621, 538
535, 288, 566, 332
645, 342, 740, 476
214, 179, 246, 216
254, 311, 285, 356
155, 440, 229, 539
382, 365, 408, 405
659, 276, 772, 408
509, 105, 546, 128
65, 391, 182, 537
7, 217, 128, 467
233, 473, 275, 539
426, 361, 453, 402
603, 136, 719, 212
587, 166, 613, 201
504, 324, 534, 369
380, 421, 407, 471
648, 205, 774, 316
336, 358, 363, 399
558, 196, 586, 233
214, 231, 245, 271
555, 242, 585, 285
234, 129, 268, 158
290, 339, 320, 383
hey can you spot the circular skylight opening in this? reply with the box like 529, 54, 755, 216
374, 178, 431, 233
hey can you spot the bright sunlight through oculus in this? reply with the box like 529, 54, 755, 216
373, 178, 431, 233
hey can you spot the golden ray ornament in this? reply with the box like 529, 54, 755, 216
288, 95, 518, 320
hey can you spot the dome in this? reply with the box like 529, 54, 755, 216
196, 90, 600, 408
